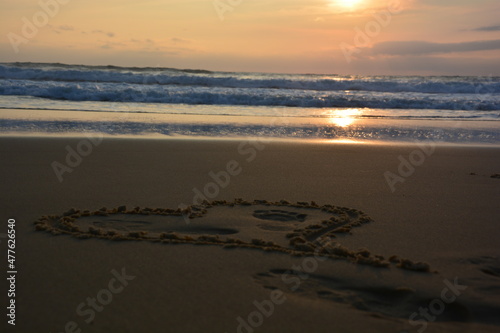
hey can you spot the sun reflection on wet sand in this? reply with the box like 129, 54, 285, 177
325, 108, 364, 127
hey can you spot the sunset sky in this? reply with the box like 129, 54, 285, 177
1, 0, 500, 75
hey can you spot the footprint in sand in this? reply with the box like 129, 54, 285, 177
253, 269, 471, 322
34, 199, 430, 272
467, 256, 500, 279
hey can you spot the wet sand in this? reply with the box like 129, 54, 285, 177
1, 136, 499, 333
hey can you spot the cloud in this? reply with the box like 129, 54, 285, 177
366, 39, 500, 56
58, 25, 75, 31
126, 38, 197, 54
48, 25, 76, 34
92, 30, 115, 38
48, 25, 116, 38
170, 37, 191, 44
100, 41, 126, 50
473, 25, 500, 32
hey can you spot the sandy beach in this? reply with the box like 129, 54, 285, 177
2, 0, 500, 330
0, 136, 499, 333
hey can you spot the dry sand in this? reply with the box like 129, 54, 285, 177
0, 136, 499, 333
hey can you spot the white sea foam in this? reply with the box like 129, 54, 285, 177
1, 78, 500, 111
0, 62, 499, 142
1, 63, 500, 95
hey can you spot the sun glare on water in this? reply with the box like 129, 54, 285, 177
326, 108, 363, 127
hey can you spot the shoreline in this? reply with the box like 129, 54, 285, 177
2, 133, 500, 148
1, 107, 500, 146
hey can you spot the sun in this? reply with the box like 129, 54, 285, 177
335, 0, 363, 9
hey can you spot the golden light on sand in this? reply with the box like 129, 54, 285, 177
327, 108, 363, 127
334, 0, 364, 9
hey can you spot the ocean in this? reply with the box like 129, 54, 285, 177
0, 62, 499, 144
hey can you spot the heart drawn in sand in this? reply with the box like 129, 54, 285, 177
34, 199, 431, 272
